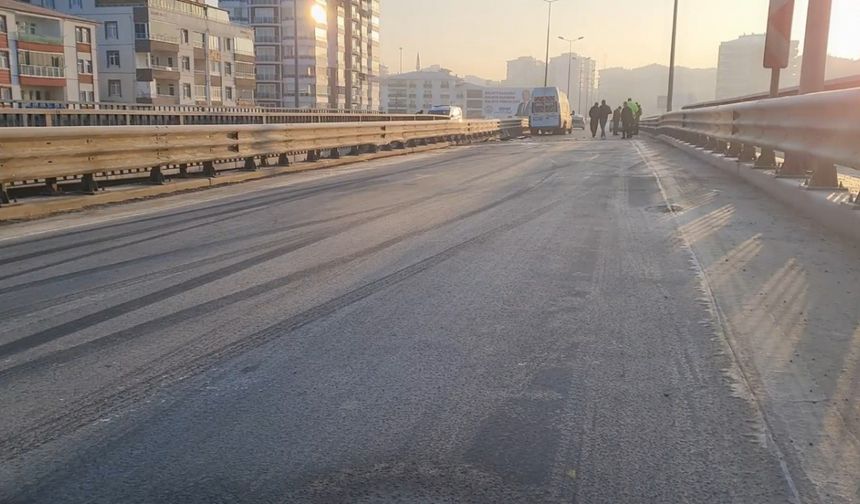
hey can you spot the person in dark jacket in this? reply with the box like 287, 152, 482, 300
612, 106, 622, 135
598, 100, 613, 139
621, 102, 634, 139
588, 102, 600, 138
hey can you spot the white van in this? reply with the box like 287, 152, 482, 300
529, 87, 572, 135
427, 105, 464, 121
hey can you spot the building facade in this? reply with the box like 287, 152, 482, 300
31, 0, 256, 106
381, 68, 528, 119
219, 0, 380, 110
504, 56, 543, 88
716, 34, 799, 100
0, 0, 99, 102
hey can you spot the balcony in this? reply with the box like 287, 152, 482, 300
255, 54, 279, 62
254, 36, 278, 43
17, 33, 63, 46
136, 64, 180, 81
19, 65, 64, 78
252, 16, 277, 24
135, 33, 180, 53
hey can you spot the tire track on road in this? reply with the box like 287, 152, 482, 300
0, 190, 561, 460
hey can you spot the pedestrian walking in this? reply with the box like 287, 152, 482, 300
612, 106, 622, 136
626, 98, 640, 136
621, 102, 634, 139
588, 102, 600, 139
634, 102, 643, 136
598, 100, 612, 139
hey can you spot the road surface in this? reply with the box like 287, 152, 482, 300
1, 133, 858, 503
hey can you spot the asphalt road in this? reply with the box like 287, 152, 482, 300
1, 132, 857, 503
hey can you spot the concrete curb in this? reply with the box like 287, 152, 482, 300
651, 134, 860, 244
0, 142, 457, 222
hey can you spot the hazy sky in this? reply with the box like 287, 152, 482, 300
379, 0, 860, 80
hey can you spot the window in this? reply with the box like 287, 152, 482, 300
225, 38, 232, 51
104, 21, 118, 40
75, 27, 91, 43
69, 0, 82, 8
0, 51, 8, 70
181, 56, 190, 71
209, 60, 220, 74
180, 29, 189, 44
134, 23, 147, 39
0, 87, 12, 100
106, 50, 120, 68
108, 79, 121, 97
19, 22, 36, 35
182, 83, 191, 98
0, 15, 6, 34
157, 82, 175, 96
79, 90, 86, 101
224, 62, 232, 75
225, 86, 232, 100
208, 35, 220, 51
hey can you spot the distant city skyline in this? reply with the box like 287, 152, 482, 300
379, 0, 860, 80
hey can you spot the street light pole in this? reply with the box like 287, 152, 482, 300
293, 0, 300, 108
543, 0, 560, 87
666, 0, 679, 111
558, 35, 583, 102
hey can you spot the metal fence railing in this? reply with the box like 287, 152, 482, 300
641, 86, 860, 191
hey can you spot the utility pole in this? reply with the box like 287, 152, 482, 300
292, 0, 300, 108
667, 0, 679, 111
543, 0, 560, 87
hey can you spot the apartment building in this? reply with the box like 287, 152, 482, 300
219, 0, 380, 110
381, 68, 528, 119
716, 34, 799, 100
33, 0, 256, 106
0, 0, 98, 102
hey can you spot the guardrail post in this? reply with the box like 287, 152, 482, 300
149, 166, 165, 184
778, 153, 810, 178
202, 161, 217, 178
739, 144, 757, 162
80, 174, 99, 194
178, 163, 189, 178
726, 141, 741, 158
277, 153, 290, 166
0, 183, 9, 206
43, 177, 61, 195
807, 161, 841, 189
755, 148, 778, 169
243, 157, 257, 171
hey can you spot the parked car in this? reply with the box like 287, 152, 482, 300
572, 114, 586, 130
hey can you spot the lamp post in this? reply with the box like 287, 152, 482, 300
292, 0, 300, 107
542, 0, 560, 86
558, 35, 583, 101
666, 0, 679, 111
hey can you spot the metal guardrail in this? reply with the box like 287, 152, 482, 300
682, 75, 860, 110
0, 118, 528, 201
642, 87, 860, 190
0, 101, 448, 127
